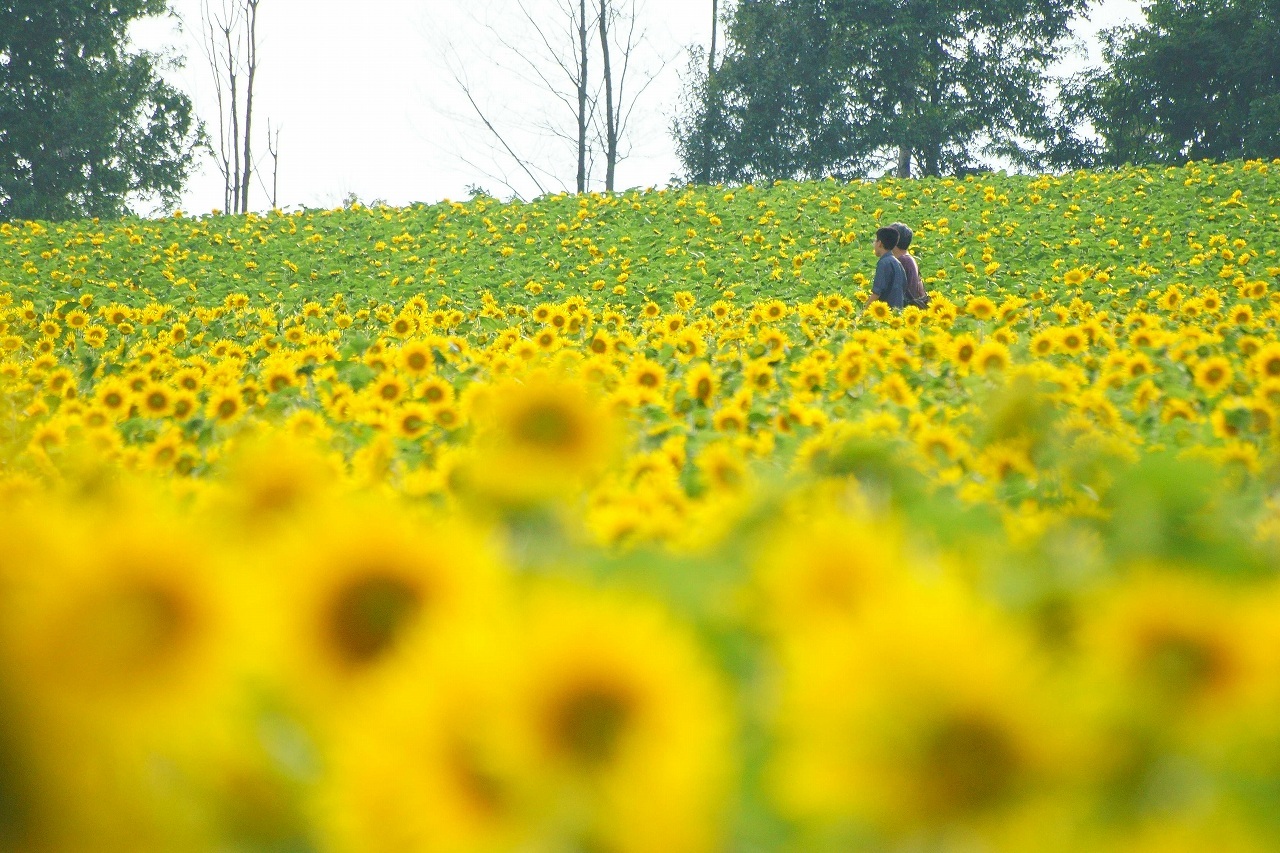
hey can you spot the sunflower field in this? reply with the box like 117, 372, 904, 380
3, 159, 1280, 851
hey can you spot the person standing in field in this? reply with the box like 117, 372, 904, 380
891, 222, 929, 309
859, 226, 906, 318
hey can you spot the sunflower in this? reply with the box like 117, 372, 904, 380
770, 586, 1062, 836
1160, 397, 1198, 423
696, 442, 748, 492
626, 358, 667, 396
685, 362, 718, 405
372, 374, 406, 404
515, 584, 732, 852
206, 388, 243, 423
139, 382, 173, 418
394, 403, 433, 439
1193, 356, 1233, 395
417, 375, 455, 409
965, 296, 997, 320
1250, 342, 1280, 381
835, 355, 867, 387
256, 358, 292, 395
1029, 329, 1057, 356
949, 334, 979, 370
389, 314, 416, 337
758, 327, 789, 355
534, 327, 559, 352
917, 424, 967, 463
81, 325, 109, 348
712, 406, 746, 433
395, 340, 432, 376
468, 376, 616, 504
754, 513, 902, 637
168, 392, 197, 421
1156, 286, 1182, 311
95, 379, 132, 418
744, 359, 775, 393
588, 332, 611, 355
1083, 572, 1262, 718
0, 505, 235, 849
319, 621, 538, 853
270, 502, 506, 705
1058, 326, 1087, 354
173, 367, 203, 394
973, 341, 1010, 374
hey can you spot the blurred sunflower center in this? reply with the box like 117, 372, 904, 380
549, 683, 634, 768
511, 400, 582, 453
326, 574, 424, 666
64, 578, 194, 684
1141, 629, 1229, 697
920, 714, 1020, 815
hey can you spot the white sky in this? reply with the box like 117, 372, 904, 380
131, 0, 1144, 215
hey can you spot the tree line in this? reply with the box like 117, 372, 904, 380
675, 0, 1280, 183
1, 0, 1277, 222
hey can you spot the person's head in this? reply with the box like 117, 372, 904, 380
890, 222, 913, 254
874, 226, 899, 256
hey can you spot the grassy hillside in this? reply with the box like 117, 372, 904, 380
3, 159, 1277, 313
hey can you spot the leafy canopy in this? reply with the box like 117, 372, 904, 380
1068, 0, 1280, 166
675, 0, 1090, 183
0, 0, 200, 222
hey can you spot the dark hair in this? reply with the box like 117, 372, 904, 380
875, 226, 899, 251
890, 221, 913, 249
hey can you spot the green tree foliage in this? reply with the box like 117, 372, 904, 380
0, 0, 200, 222
1069, 0, 1280, 166
674, 0, 1090, 184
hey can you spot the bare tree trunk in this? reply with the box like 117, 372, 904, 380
228, 54, 241, 212
240, 0, 260, 213
897, 144, 911, 178
200, 1, 233, 213
599, 0, 617, 191
267, 119, 281, 209
700, 0, 718, 185
577, 0, 589, 193
438, 0, 662, 197
708, 0, 717, 78
196, 0, 274, 214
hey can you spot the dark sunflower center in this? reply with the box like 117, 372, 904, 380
71, 578, 192, 682
1144, 630, 1227, 697
514, 401, 580, 452
552, 685, 633, 767
327, 574, 423, 666
921, 714, 1020, 815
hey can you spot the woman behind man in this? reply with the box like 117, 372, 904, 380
891, 222, 929, 309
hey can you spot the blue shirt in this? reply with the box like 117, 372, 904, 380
872, 252, 906, 309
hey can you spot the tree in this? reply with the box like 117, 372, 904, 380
673, 0, 1090, 184
1069, 0, 1280, 166
597, 0, 658, 191
0, 0, 200, 221
437, 0, 665, 198
199, 0, 279, 214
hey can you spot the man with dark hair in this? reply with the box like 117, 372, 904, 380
891, 222, 929, 309
860, 226, 906, 316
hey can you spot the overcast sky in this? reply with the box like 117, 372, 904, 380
131, 0, 1145, 215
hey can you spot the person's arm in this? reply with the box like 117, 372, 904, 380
858, 257, 889, 319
